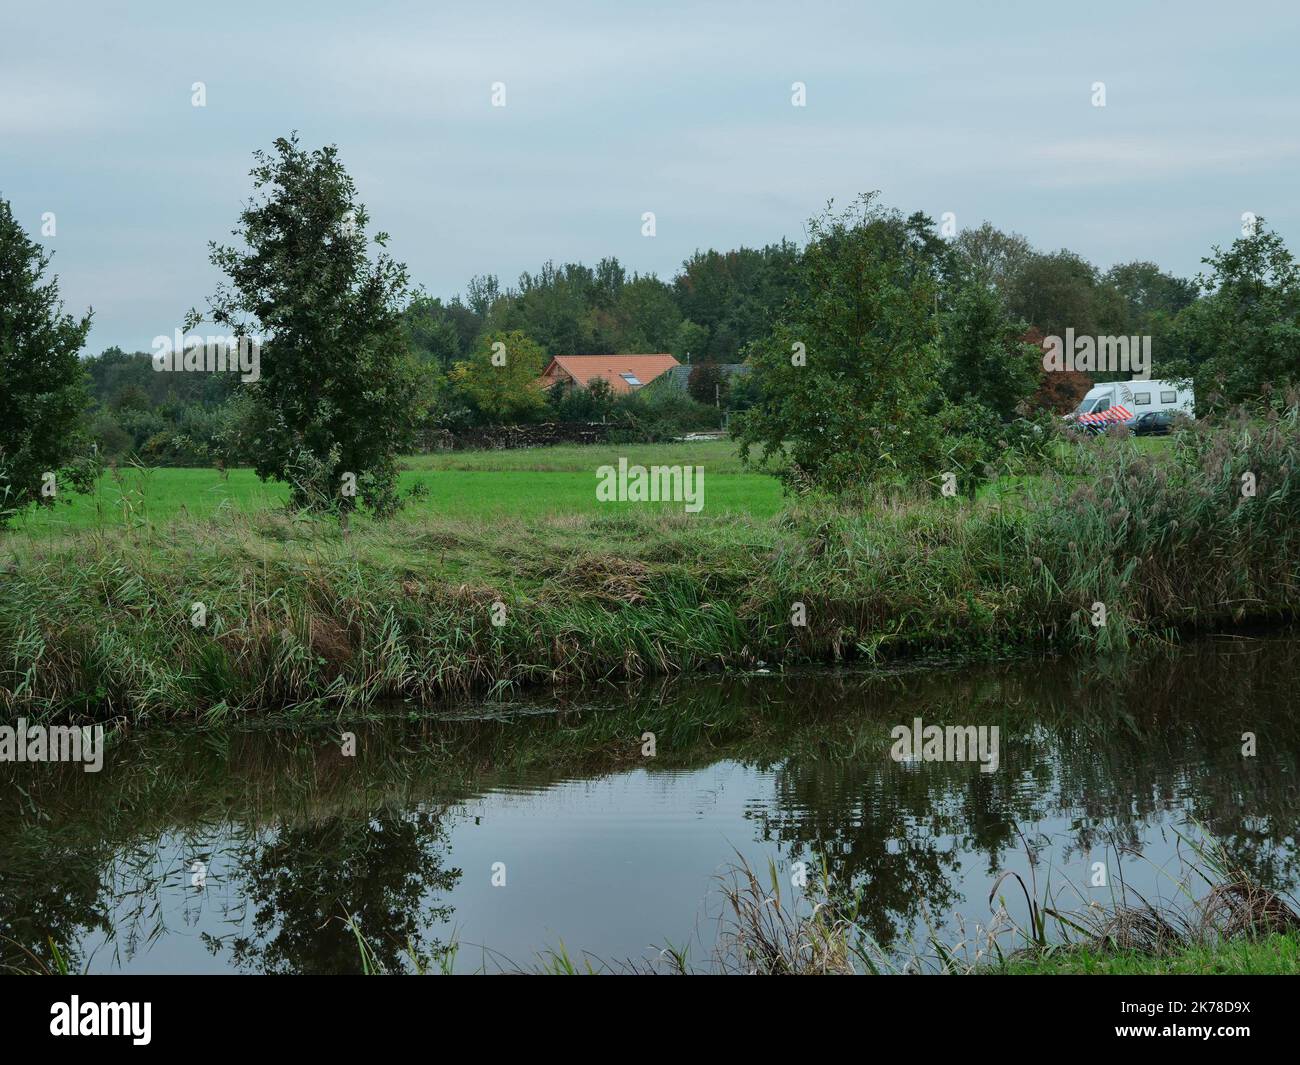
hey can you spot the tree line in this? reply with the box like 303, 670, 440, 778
3, 133, 1298, 522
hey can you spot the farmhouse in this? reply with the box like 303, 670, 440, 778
537, 353, 679, 394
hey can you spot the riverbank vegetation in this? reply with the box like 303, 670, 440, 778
995, 935, 1300, 974
696, 836, 1300, 976
3, 404, 1297, 723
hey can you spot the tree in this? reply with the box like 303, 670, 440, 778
1103, 260, 1198, 326
673, 319, 708, 362
687, 362, 727, 407
673, 241, 801, 361
465, 274, 502, 320
196, 134, 425, 517
403, 294, 479, 370
1102, 260, 1198, 376
952, 222, 1034, 293
1004, 249, 1120, 341
734, 195, 944, 490
451, 329, 548, 423
940, 272, 1039, 421
611, 274, 681, 353
1023, 328, 1092, 413
485, 260, 603, 355
1167, 219, 1300, 409
592, 257, 626, 310
0, 196, 93, 525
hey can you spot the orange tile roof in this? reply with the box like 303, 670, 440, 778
542, 353, 679, 394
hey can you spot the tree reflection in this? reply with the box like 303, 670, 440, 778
2, 633, 1298, 971
740, 639, 1300, 949
217, 807, 460, 974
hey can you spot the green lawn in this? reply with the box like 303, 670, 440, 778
8, 434, 1173, 537
12, 439, 786, 535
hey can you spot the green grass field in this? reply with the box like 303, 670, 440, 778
12, 435, 1173, 537
12, 439, 785, 535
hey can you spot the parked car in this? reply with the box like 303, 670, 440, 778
1131, 410, 1175, 436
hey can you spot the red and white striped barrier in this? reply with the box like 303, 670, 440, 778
1076, 405, 1132, 426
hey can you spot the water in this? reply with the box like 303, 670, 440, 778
3, 632, 1298, 973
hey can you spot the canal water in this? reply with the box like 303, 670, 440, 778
3, 632, 1297, 973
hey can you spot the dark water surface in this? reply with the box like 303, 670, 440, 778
3, 633, 1298, 973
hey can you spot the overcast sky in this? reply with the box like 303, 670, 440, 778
3, 0, 1297, 353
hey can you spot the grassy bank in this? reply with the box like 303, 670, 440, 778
995, 935, 1300, 974
687, 832, 1300, 976
1, 415, 1297, 723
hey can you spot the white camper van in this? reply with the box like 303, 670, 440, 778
1067, 380, 1194, 430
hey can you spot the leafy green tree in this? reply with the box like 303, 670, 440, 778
403, 294, 479, 370
735, 195, 944, 490
592, 256, 626, 309
465, 273, 502, 319
940, 273, 1039, 421
451, 329, 548, 423
673, 241, 801, 361
611, 274, 681, 352
1005, 248, 1122, 341
449, 243, 797, 365
488, 261, 602, 355
952, 222, 1034, 293
196, 134, 425, 517
0, 196, 93, 524
1103, 260, 1198, 326
673, 319, 709, 362
725, 369, 760, 413
1167, 219, 1300, 408
1101, 260, 1199, 375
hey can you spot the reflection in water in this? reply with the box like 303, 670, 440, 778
215, 810, 458, 974
2, 632, 1298, 973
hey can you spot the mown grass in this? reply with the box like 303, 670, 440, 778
10, 440, 782, 534
0, 415, 1294, 723
11, 437, 1168, 534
